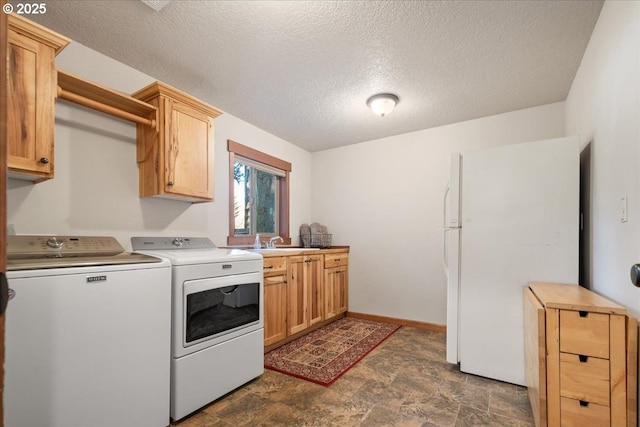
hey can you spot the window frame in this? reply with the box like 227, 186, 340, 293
227, 140, 291, 246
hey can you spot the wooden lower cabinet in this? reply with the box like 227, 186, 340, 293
263, 256, 288, 347
264, 274, 287, 346
524, 282, 637, 427
324, 253, 348, 319
261, 249, 349, 349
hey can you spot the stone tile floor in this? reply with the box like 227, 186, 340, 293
172, 327, 534, 426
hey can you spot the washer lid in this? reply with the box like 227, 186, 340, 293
7, 252, 163, 271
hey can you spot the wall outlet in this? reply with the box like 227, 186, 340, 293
7, 224, 15, 235
619, 196, 628, 223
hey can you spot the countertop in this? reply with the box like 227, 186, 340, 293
222, 246, 349, 257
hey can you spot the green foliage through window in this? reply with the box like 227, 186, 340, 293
234, 159, 279, 236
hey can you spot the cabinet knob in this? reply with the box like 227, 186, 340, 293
39, 157, 49, 164
167, 181, 174, 186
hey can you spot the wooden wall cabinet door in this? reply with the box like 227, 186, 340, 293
288, 255, 323, 335
263, 256, 287, 347
7, 15, 69, 182
132, 82, 221, 203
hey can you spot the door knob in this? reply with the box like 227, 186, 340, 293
631, 264, 640, 287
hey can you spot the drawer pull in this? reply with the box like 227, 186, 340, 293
264, 266, 273, 270
579, 400, 589, 407
579, 310, 588, 317
578, 355, 588, 363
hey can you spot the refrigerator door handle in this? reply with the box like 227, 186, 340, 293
443, 229, 449, 273
443, 183, 450, 228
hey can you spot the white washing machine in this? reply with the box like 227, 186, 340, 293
131, 237, 264, 421
5, 235, 172, 427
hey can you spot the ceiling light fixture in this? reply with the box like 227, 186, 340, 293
366, 93, 399, 117
140, 0, 171, 12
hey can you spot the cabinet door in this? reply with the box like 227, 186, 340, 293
288, 257, 308, 335
7, 29, 56, 180
264, 275, 287, 346
307, 256, 324, 327
325, 268, 337, 319
288, 255, 324, 335
334, 267, 348, 315
325, 266, 348, 319
165, 99, 214, 200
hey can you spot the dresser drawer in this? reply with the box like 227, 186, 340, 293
559, 310, 609, 358
263, 256, 287, 276
560, 352, 610, 406
324, 253, 348, 269
560, 397, 610, 427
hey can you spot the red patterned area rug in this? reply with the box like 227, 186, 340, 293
264, 317, 401, 386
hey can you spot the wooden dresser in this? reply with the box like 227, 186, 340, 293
524, 282, 637, 427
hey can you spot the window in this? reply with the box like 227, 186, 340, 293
227, 140, 291, 246
233, 157, 281, 236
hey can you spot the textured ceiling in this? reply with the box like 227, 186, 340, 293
30, 1, 603, 152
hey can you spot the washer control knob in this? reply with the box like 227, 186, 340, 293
172, 238, 183, 247
46, 237, 64, 249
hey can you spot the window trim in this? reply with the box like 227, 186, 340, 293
227, 140, 291, 246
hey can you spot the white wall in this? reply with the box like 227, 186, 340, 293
7, 42, 312, 250
565, 0, 640, 317
311, 103, 565, 324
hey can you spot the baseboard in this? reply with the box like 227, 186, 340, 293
346, 311, 446, 333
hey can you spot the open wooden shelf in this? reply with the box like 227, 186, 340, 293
57, 69, 157, 128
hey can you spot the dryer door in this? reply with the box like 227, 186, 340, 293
180, 271, 263, 354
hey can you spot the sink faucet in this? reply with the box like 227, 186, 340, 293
267, 236, 283, 248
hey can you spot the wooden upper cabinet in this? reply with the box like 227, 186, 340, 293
7, 15, 69, 182
132, 82, 222, 203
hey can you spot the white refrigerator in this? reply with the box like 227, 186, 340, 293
443, 136, 579, 386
